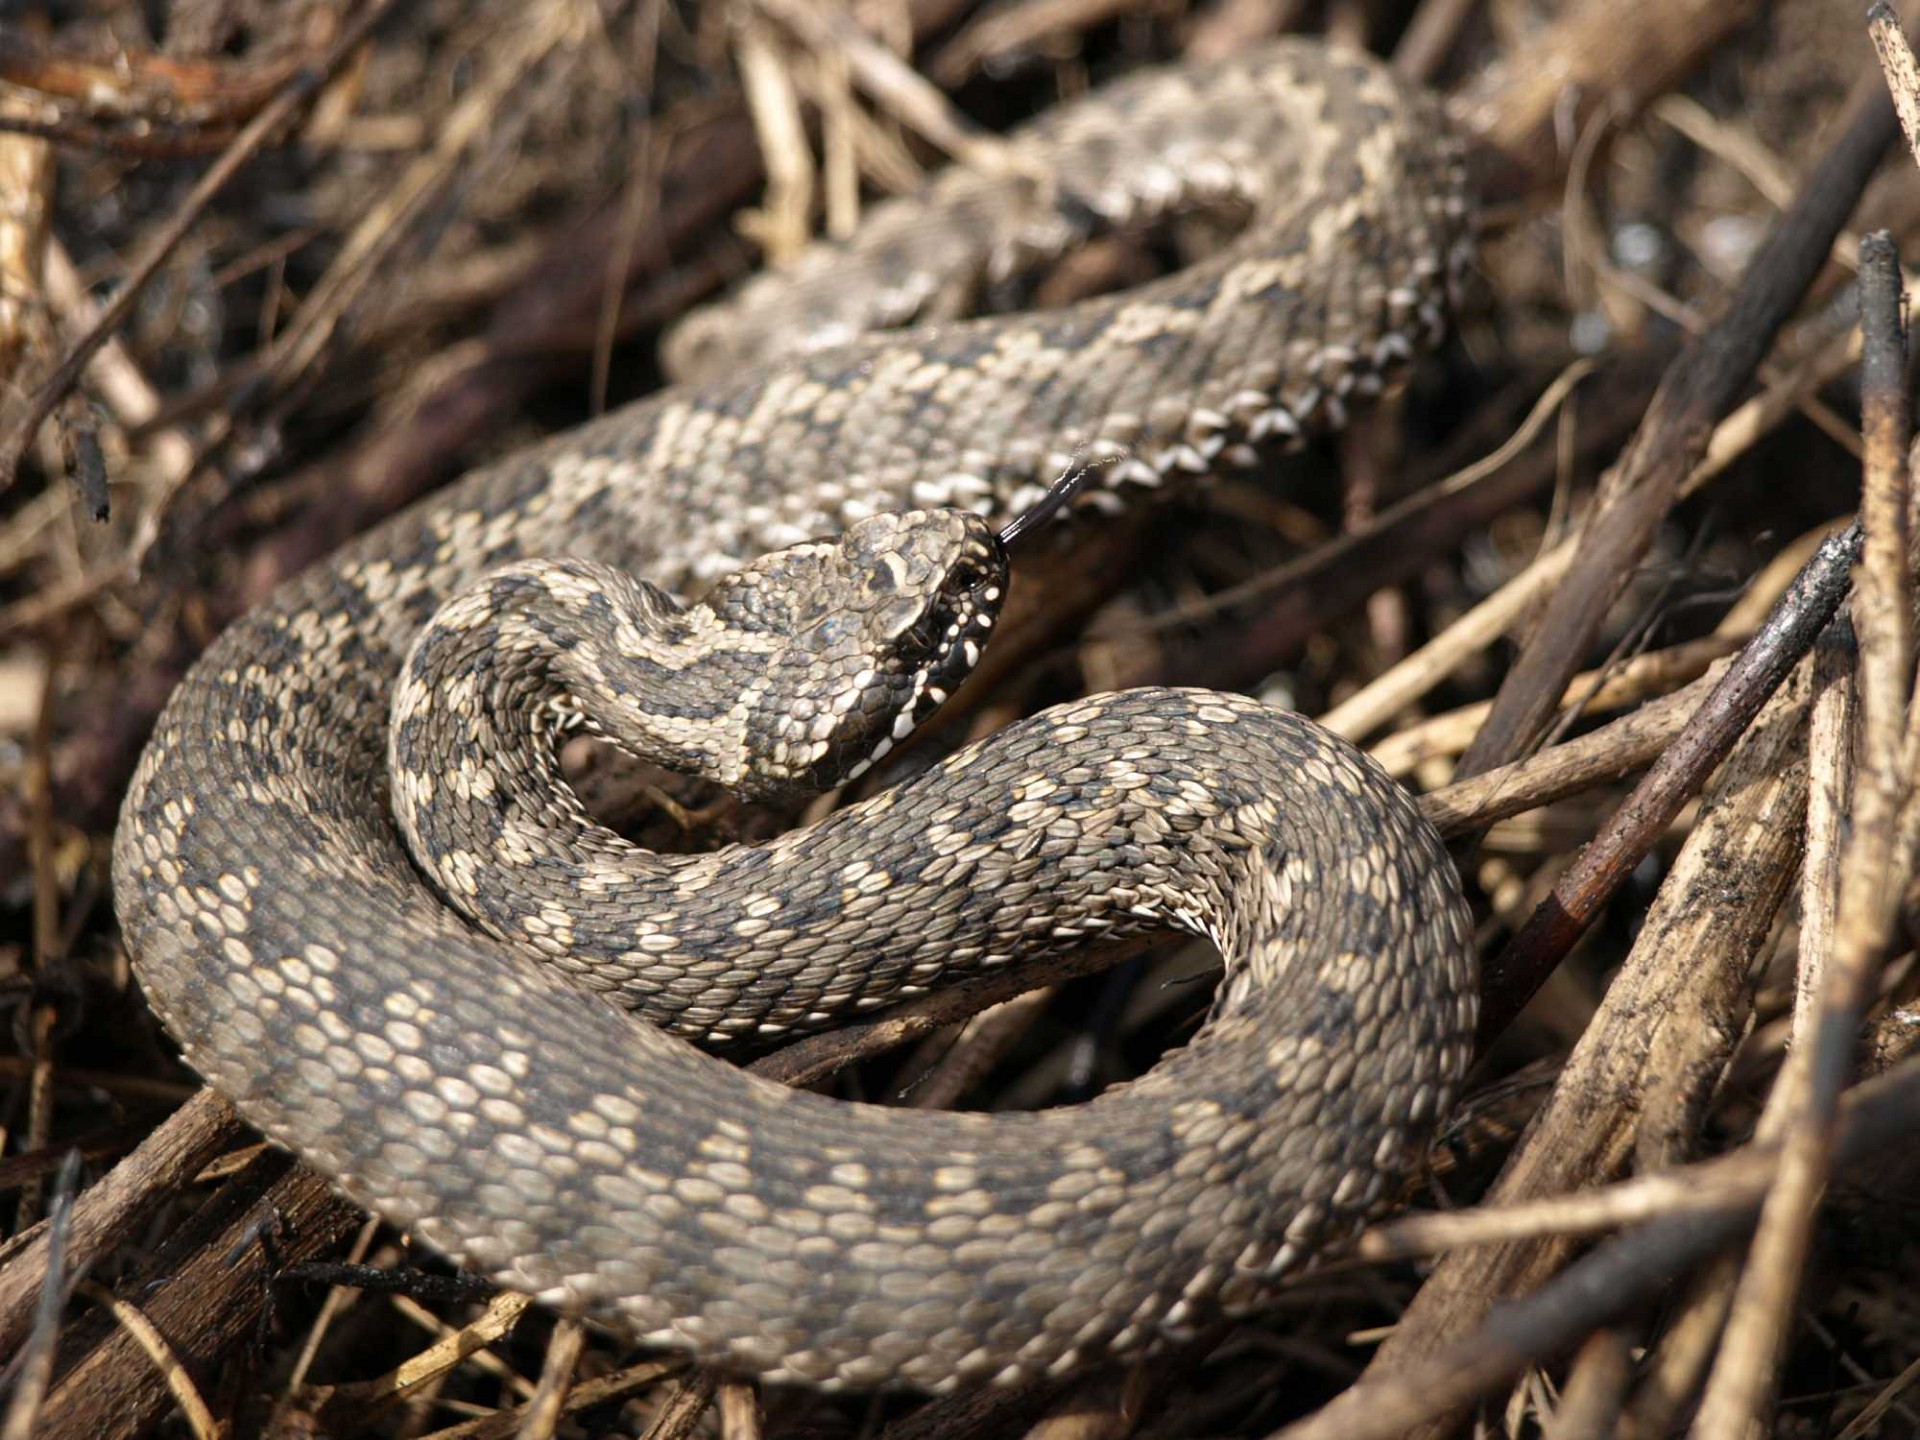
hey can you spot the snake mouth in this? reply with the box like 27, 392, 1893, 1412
844, 574, 1002, 784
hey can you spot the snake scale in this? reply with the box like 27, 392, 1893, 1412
114, 40, 1480, 1389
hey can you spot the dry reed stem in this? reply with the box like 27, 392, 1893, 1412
1872, 1, 1920, 171
516, 1317, 588, 1440
71, 1281, 220, 1440
1347, 654, 1817, 1440
719, 1380, 765, 1440
1367, 634, 1738, 777
1691, 231, 1915, 1440
754, 0, 1025, 174
735, 17, 818, 264
0, 0, 405, 496
409, 1360, 683, 1440
1269, 1062, 1920, 1440
1454, 73, 1894, 782
1321, 326, 1862, 745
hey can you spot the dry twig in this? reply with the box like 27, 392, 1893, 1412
1691, 232, 1916, 1440
1271, 1062, 1920, 1440
0, 0, 405, 497
1454, 72, 1895, 781
1478, 523, 1859, 1037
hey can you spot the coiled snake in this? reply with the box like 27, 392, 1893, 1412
114, 40, 1480, 1389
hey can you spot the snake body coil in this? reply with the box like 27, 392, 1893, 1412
115, 41, 1480, 1389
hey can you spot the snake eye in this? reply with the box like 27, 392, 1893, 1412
949, 557, 991, 599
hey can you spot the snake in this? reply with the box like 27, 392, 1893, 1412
113, 39, 1480, 1390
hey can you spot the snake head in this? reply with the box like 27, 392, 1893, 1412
703, 509, 1008, 800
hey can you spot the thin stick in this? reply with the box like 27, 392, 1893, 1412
1691, 232, 1914, 1440
35, 1151, 362, 1439
1544, 1329, 1634, 1440
1416, 664, 1719, 836
72, 1282, 220, 1440
752, 0, 1023, 175
1780, 621, 1858, 1054
1454, 74, 1895, 781
517, 1318, 588, 1440
1269, 1063, 1920, 1440
1360, 1143, 1776, 1260
1478, 522, 1861, 1040
1870, 2, 1920, 170
1321, 327, 1860, 744
638, 1373, 720, 1440
0, 0, 403, 497
1366, 636, 1736, 776
251, 6, 584, 409
0, 1089, 242, 1361
0, 1150, 80, 1440
1393, 0, 1481, 82
1452, 0, 1761, 192
405, 1360, 681, 1440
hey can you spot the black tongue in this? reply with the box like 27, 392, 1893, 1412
997, 459, 1100, 548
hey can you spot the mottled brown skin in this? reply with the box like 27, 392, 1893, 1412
113, 42, 1479, 1390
